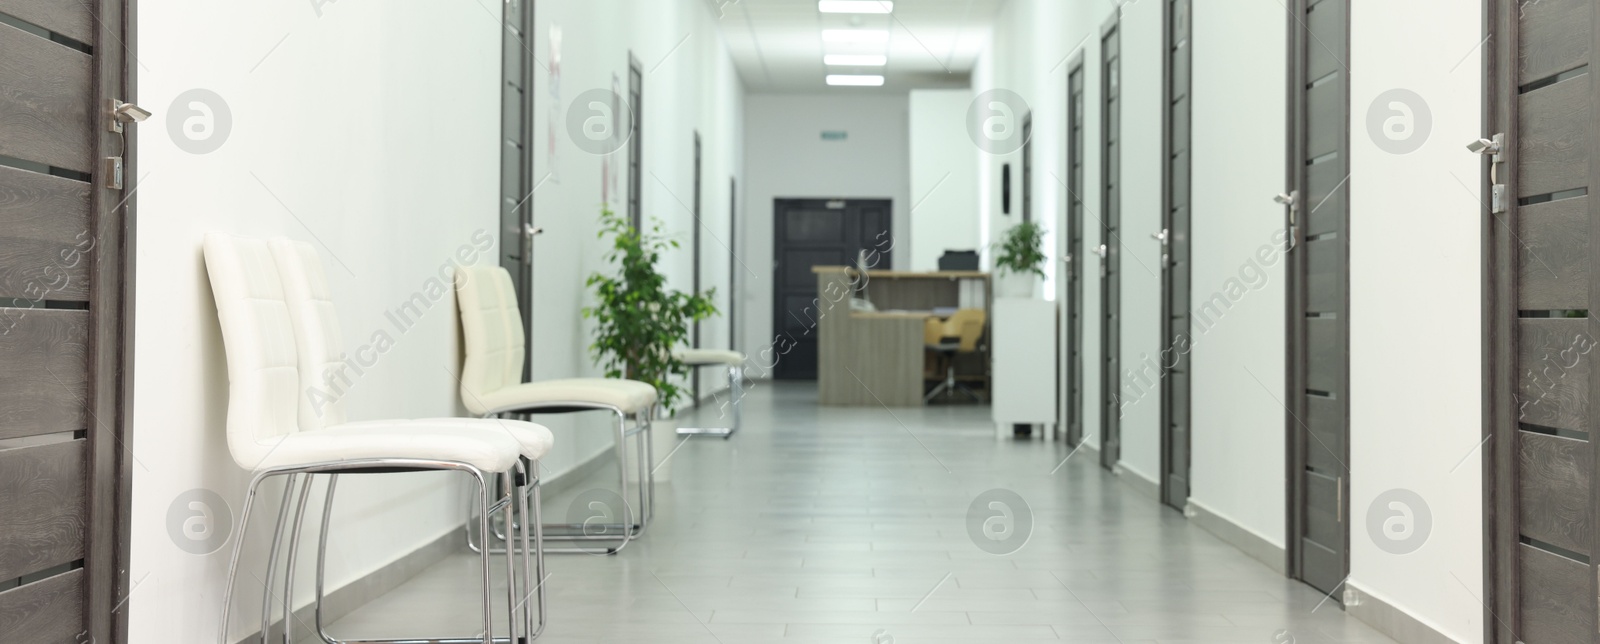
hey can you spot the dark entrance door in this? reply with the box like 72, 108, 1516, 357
1484, 0, 1600, 641
771, 198, 892, 380
1285, 0, 1350, 598
1064, 55, 1087, 447
1159, 0, 1194, 511
1100, 16, 1123, 471
0, 1, 134, 641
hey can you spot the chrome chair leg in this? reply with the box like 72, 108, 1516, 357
259, 473, 299, 644
524, 461, 546, 640
281, 474, 317, 644
677, 366, 740, 438
220, 470, 272, 644
314, 475, 340, 644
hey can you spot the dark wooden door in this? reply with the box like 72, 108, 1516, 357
501, 0, 534, 380
1484, 0, 1600, 641
1100, 17, 1123, 471
0, 1, 133, 642
1285, 0, 1350, 598
1064, 56, 1087, 447
1160, 0, 1194, 510
771, 198, 892, 380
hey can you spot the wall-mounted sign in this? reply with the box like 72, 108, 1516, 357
821, 130, 848, 141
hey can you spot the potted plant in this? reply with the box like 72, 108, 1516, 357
584, 207, 717, 478
993, 220, 1046, 297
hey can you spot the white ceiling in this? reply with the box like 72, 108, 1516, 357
715, 0, 1005, 93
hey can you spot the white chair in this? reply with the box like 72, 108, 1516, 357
672, 348, 746, 438
269, 238, 557, 640
456, 265, 658, 555
205, 234, 541, 644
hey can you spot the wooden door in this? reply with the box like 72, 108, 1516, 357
0, 1, 133, 642
1285, 0, 1351, 598
1484, 0, 1600, 641
501, 0, 534, 380
771, 198, 892, 380
1160, 0, 1194, 510
1064, 56, 1087, 447
1100, 16, 1123, 471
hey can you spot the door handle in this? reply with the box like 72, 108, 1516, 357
1151, 229, 1168, 245
1093, 244, 1107, 259
1275, 191, 1298, 252
1468, 134, 1507, 213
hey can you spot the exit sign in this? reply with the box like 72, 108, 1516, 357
821, 130, 848, 141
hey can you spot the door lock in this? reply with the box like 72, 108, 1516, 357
1468, 133, 1507, 214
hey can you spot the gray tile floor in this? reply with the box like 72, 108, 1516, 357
317, 382, 1396, 643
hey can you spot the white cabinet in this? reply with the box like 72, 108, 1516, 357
990, 297, 1057, 440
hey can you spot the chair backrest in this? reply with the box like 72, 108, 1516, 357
268, 238, 349, 430
202, 233, 305, 470
946, 308, 986, 353
455, 265, 526, 415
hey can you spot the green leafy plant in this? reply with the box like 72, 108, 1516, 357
583, 207, 718, 414
994, 220, 1046, 277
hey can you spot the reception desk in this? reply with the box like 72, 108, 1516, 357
813, 266, 990, 406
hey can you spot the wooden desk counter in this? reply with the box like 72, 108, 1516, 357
814, 267, 991, 407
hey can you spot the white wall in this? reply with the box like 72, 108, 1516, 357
1347, 0, 1483, 640
1185, 0, 1289, 552
130, 0, 743, 641
133, 2, 503, 640
740, 94, 910, 360
909, 89, 980, 272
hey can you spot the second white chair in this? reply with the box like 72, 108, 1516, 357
456, 265, 659, 555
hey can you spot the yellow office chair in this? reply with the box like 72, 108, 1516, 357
924, 308, 986, 403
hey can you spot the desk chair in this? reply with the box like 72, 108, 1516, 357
672, 348, 746, 438
206, 234, 544, 644
456, 265, 658, 555
924, 308, 986, 403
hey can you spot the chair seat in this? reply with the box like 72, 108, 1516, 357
246, 420, 526, 473
673, 348, 746, 366
342, 417, 555, 462
478, 378, 658, 415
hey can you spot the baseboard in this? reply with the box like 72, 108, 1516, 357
1184, 501, 1288, 576
1111, 463, 1161, 501
237, 528, 458, 644
1344, 583, 1461, 644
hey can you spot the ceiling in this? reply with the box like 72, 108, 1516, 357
715, 0, 1005, 93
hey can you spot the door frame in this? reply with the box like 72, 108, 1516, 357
1283, 0, 1352, 588
1064, 53, 1087, 447
1158, 0, 1193, 510
1481, 1, 1511, 637
1100, 13, 1123, 471
691, 131, 703, 403
500, 0, 535, 380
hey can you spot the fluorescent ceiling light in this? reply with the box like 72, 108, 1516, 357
825, 54, 888, 66
826, 74, 885, 86
822, 29, 889, 44
819, 1, 893, 13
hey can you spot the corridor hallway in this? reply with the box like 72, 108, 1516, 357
320, 384, 1396, 643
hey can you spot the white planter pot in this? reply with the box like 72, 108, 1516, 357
995, 271, 1040, 298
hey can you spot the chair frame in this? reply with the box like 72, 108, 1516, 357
464, 404, 653, 556
219, 458, 540, 644
674, 363, 743, 439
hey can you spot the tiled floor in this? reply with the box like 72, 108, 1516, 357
317, 382, 1397, 643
